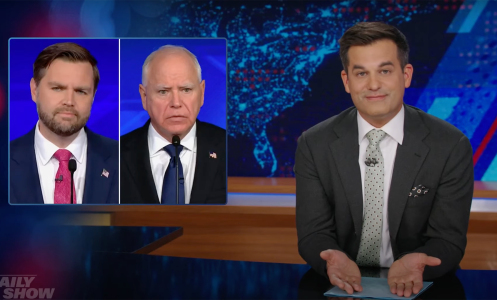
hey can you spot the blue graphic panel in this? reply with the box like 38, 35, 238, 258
9, 38, 119, 141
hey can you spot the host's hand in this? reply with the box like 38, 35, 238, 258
388, 253, 441, 297
320, 249, 362, 295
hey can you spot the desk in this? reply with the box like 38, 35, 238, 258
0, 213, 495, 300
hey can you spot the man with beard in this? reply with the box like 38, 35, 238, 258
10, 42, 118, 204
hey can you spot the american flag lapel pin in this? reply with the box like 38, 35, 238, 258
101, 168, 109, 178
209, 152, 217, 159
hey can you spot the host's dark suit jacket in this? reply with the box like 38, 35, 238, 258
120, 120, 227, 204
10, 127, 119, 204
295, 105, 473, 280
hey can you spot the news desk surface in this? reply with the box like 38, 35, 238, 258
0, 212, 495, 299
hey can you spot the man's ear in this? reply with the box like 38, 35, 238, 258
30, 78, 37, 102
403, 64, 414, 88
341, 70, 351, 94
139, 84, 147, 111
199, 80, 205, 107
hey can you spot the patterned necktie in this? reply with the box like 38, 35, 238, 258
161, 144, 185, 204
53, 149, 76, 204
356, 129, 387, 267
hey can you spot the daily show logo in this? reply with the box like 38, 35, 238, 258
0, 276, 54, 299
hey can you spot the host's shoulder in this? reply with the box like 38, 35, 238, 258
300, 106, 356, 140
407, 105, 467, 141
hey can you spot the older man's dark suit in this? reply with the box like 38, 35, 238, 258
10, 127, 119, 204
295, 105, 473, 280
120, 119, 226, 204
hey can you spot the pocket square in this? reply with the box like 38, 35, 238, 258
409, 184, 429, 198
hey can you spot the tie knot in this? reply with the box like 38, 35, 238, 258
164, 144, 183, 157
366, 129, 387, 146
53, 149, 72, 161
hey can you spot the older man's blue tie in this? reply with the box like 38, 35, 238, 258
161, 144, 185, 204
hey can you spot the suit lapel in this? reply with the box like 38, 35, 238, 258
83, 128, 112, 204
388, 106, 429, 244
190, 121, 220, 204
11, 128, 44, 204
329, 109, 364, 236
123, 121, 159, 204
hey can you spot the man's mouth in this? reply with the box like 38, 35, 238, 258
365, 94, 387, 101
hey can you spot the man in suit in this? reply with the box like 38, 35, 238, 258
10, 42, 118, 204
120, 45, 226, 204
295, 22, 473, 297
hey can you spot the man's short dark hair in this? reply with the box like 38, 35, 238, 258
339, 22, 409, 72
33, 42, 100, 92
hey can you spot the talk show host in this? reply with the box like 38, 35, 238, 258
120, 45, 226, 204
10, 42, 118, 204
295, 22, 473, 297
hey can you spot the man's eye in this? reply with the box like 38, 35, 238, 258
52, 87, 61, 91
183, 88, 192, 93
158, 90, 168, 95
76, 90, 87, 95
357, 72, 367, 77
381, 70, 390, 75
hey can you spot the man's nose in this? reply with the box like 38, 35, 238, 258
62, 90, 76, 106
170, 90, 182, 107
367, 74, 381, 91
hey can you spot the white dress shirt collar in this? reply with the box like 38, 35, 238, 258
34, 121, 87, 164
148, 122, 197, 157
357, 105, 405, 146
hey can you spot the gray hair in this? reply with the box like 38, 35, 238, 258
141, 45, 202, 86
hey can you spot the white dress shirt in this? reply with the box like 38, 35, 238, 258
34, 121, 88, 204
148, 123, 197, 204
357, 106, 405, 268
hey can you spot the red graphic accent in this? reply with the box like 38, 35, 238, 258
404, 6, 409, 11
250, 84, 255, 89
364, 14, 369, 20
468, 4, 473, 9
349, 7, 354, 13
236, 69, 240, 74
243, 69, 248, 74
243, 77, 248, 82
303, 46, 308, 51
388, 6, 393, 11
341, 8, 346, 13
258, 77, 263, 82
250, 77, 255, 82
295, 46, 300, 52
310, 46, 316, 51
235, 77, 240, 81
266, 69, 270, 74
265, 77, 270, 82
365, 7, 369, 12
473, 116, 497, 166
356, 7, 361, 13
334, 8, 338, 13
280, 69, 285, 74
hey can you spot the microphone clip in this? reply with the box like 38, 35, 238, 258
365, 158, 378, 167
55, 175, 63, 182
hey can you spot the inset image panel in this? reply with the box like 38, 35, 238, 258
9, 38, 119, 205
119, 38, 227, 205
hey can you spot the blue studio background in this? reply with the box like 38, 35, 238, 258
0, 1, 495, 299
9, 38, 119, 141
120, 38, 227, 135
